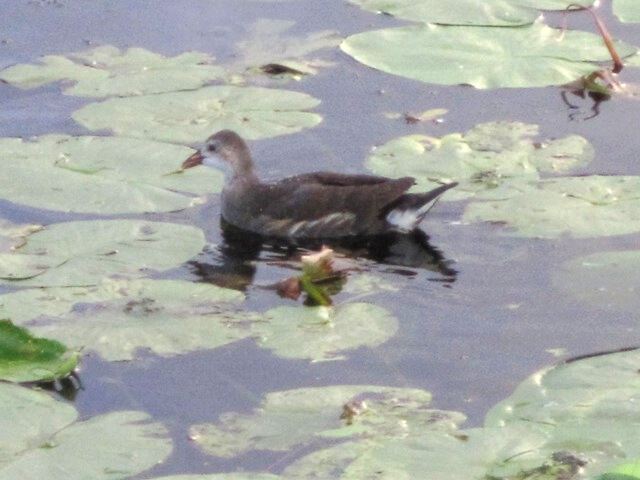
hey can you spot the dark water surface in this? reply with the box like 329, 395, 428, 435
2, 0, 640, 476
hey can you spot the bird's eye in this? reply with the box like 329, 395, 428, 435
207, 143, 217, 152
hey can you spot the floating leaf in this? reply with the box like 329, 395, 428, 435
255, 303, 398, 361
553, 250, 640, 313
486, 348, 640, 478
463, 176, 640, 238
614, 0, 640, 23
367, 121, 593, 200
0, 406, 172, 480
0, 278, 249, 361
0, 220, 205, 287
149, 476, 281, 480
0, 135, 221, 214
348, 0, 595, 26
0, 45, 223, 97
190, 385, 462, 458
0, 220, 41, 252
341, 22, 637, 89
73, 85, 322, 144
0, 320, 77, 382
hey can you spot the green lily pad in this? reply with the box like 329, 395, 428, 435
0, 220, 205, 287
552, 251, 640, 313
254, 303, 398, 361
0, 135, 221, 214
73, 85, 322, 144
0, 220, 41, 253
366, 121, 593, 200
0, 403, 172, 480
348, 0, 596, 27
614, 0, 640, 23
0, 278, 249, 361
0, 320, 77, 382
190, 385, 463, 458
0, 45, 223, 97
341, 22, 637, 89
486, 348, 640, 478
149, 476, 281, 480
463, 176, 640, 238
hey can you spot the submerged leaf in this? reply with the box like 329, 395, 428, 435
73, 85, 322, 144
0, 135, 221, 214
341, 22, 637, 89
0, 320, 77, 382
0, 45, 223, 97
0, 220, 205, 287
367, 121, 593, 200
553, 250, 640, 313
463, 176, 640, 238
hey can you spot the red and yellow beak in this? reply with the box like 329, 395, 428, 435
182, 151, 204, 170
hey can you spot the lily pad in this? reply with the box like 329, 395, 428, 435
486, 348, 640, 478
366, 121, 593, 200
0, 320, 77, 382
0, 135, 222, 214
614, 0, 640, 23
348, 0, 596, 27
0, 220, 41, 253
0, 220, 205, 287
254, 303, 398, 361
463, 176, 640, 238
552, 250, 640, 313
0, 404, 172, 480
73, 85, 322, 144
0, 45, 223, 97
341, 22, 637, 89
0, 278, 250, 361
190, 385, 463, 458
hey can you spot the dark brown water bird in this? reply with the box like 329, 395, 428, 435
181, 130, 457, 239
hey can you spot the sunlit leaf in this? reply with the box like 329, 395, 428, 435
0, 135, 221, 214
73, 85, 322, 144
0, 220, 205, 287
0, 45, 223, 97
341, 22, 637, 89
0, 320, 77, 382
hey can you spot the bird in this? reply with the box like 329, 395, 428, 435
181, 130, 457, 239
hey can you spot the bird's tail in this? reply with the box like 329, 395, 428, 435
385, 182, 457, 232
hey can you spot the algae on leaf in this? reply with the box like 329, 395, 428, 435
0, 278, 250, 361
73, 85, 322, 144
0, 135, 222, 214
367, 121, 593, 200
0, 321, 77, 383
341, 22, 637, 89
0, 220, 205, 287
0, 45, 223, 97
463, 176, 640, 238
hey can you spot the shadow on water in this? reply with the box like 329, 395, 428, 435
188, 219, 457, 291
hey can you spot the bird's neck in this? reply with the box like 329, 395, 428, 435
231, 148, 258, 183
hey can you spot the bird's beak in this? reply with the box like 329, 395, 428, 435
182, 151, 204, 170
